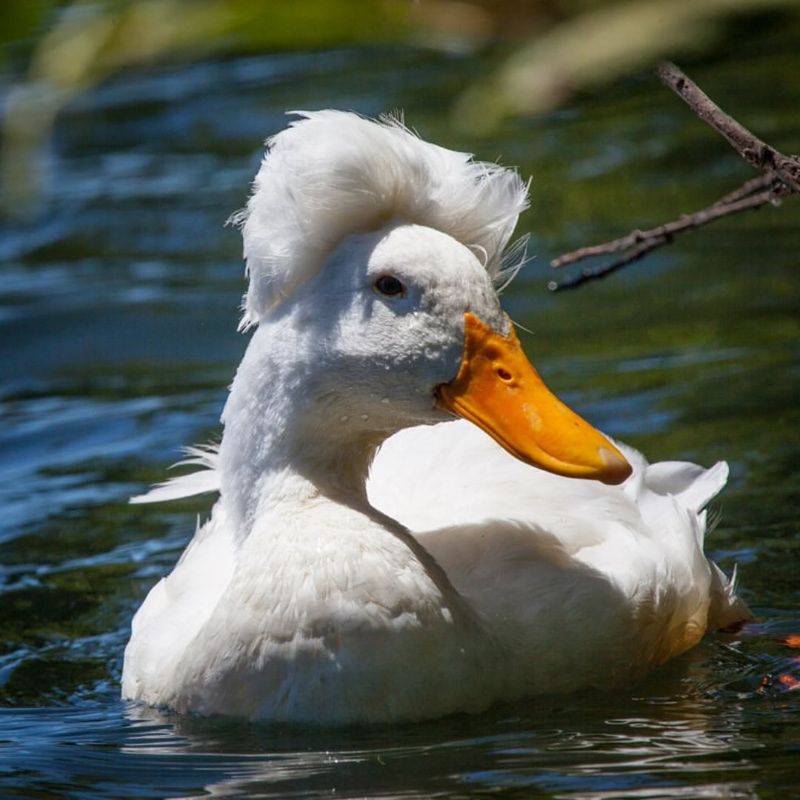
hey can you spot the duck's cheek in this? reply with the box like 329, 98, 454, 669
435, 312, 632, 485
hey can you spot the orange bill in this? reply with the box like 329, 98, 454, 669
435, 312, 632, 484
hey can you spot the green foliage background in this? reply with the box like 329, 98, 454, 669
3, 0, 799, 215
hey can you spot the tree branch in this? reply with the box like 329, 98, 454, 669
657, 62, 800, 193
550, 63, 799, 291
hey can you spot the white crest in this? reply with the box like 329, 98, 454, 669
231, 110, 530, 329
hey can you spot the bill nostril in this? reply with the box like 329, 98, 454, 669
497, 367, 512, 382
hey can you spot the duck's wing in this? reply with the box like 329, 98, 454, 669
369, 419, 645, 548
368, 420, 749, 655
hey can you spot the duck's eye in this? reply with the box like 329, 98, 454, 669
373, 274, 406, 298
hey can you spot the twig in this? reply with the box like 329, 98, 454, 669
548, 236, 668, 291
550, 63, 800, 291
551, 181, 787, 287
711, 172, 775, 207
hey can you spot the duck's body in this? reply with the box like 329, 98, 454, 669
122, 112, 748, 724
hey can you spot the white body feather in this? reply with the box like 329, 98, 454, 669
122, 112, 748, 724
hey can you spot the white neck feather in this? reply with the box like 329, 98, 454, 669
217, 315, 387, 538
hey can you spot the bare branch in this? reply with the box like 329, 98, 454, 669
549, 236, 667, 291
657, 62, 800, 193
550, 184, 787, 291
550, 63, 799, 291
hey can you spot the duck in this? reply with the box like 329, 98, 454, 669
121, 110, 750, 724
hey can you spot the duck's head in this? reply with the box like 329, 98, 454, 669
229, 111, 631, 487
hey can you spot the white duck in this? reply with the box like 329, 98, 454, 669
122, 111, 749, 724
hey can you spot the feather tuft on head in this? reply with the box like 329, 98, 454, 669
231, 110, 530, 329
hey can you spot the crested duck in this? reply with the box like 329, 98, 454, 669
122, 111, 749, 724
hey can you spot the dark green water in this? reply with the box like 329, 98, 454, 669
1, 26, 799, 800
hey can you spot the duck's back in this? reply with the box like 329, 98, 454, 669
368, 420, 749, 693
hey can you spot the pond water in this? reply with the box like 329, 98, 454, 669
1, 22, 799, 800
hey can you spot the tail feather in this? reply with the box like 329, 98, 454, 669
644, 460, 729, 512
708, 561, 752, 630
630, 452, 750, 630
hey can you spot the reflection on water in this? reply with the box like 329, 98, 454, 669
4, 661, 797, 798
1, 22, 798, 800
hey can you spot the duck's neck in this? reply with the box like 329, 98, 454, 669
217, 319, 387, 537
208, 319, 494, 721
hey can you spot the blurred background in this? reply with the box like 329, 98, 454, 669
1, 2, 799, 798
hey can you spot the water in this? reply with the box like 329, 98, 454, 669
1, 26, 799, 800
